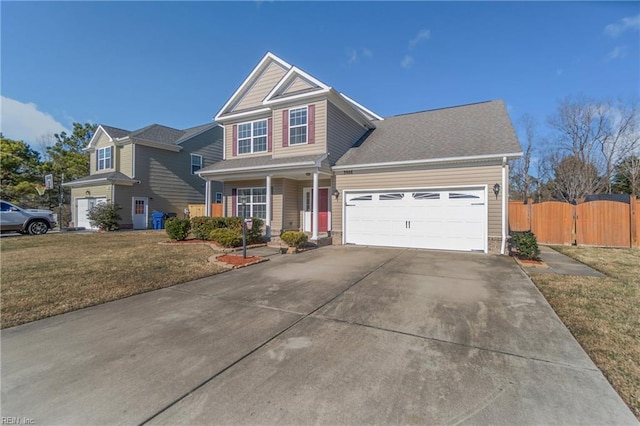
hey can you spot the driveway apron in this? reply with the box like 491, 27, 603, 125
1, 246, 635, 425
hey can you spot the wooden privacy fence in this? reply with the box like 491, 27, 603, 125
188, 204, 223, 218
509, 198, 639, 248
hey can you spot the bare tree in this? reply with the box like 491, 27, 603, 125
548, 95, 607, 167
510, 114, 537, 201
546, 154, 601, 202
597, 99, 640, 193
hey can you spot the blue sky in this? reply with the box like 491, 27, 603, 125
1, 1, 638, 151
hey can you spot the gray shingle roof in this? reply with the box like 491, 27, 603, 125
63, 171, 136, 186
100, 125, 130, 139
335, 100, 522, 167
99, 122, 218, 146
129, 124, 187, 145
200, 154, 325, 173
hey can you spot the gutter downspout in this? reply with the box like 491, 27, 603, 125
501, 156, 507, 255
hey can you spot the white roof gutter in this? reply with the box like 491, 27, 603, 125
333, 152, 523, 171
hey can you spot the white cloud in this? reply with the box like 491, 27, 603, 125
401, 55, 414, 69
604, 14, 640, 37
346, 47, 373, 65
0, 96, 70, 147
409, 29, 431, 48
606, 45, 628, 61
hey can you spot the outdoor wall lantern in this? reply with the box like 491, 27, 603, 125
493, 183, 501, 199
332, 189, 340, 200
85, 190, 91, 196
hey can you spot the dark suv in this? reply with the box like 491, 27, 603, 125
0, 200, 57, 235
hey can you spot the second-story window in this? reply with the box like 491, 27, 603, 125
289, 107, 307, 145
191, 154, 203, 174
238, 120, 267, 154
97, 146, 113, 170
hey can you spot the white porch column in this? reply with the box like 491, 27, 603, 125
312, 170, 319, 240
205, 180, 212, 217
265, 175, 272, 238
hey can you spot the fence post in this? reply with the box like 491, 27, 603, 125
631, 197, 638, 248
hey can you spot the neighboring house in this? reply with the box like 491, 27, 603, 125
64, 123, 223, 230
197, 52, 522, 254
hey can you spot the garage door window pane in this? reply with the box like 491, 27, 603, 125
413, 193, 440, 200
449, 193, 479, 199
380, 193, 404, 200
350, 195, 372, 201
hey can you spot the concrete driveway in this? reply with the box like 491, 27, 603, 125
1, 246, 635, 425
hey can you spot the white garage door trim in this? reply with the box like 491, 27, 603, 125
342, 186, 488, 253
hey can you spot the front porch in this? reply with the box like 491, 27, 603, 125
198, 154, 335, 241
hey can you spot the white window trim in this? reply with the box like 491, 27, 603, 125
289, 106, 308, 145
191, 154, 203, 175
215, 192, 223, 204
237, 120, 268, 155
97, 146, 113, 171
237, 187, 267, 219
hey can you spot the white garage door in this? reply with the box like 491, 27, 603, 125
344, 188, 487, 252
77, 198, 107, 229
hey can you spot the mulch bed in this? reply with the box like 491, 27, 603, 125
513, 255, 548, 268
215, 254, 267, 269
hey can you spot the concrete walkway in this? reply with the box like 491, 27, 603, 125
531, 246, 605, 277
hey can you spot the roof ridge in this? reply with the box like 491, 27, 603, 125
387, 100, 498, 119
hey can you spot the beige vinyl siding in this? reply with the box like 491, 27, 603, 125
334, 163, 504, 238
282, 77, 316, 95
273, 100, 327, 158
71, 185, 111, 202
90, 132, 116, 174
117, 144, 134, 177
233, 62, 288, 112
132, 126, 223, 219
282, 179, 300, 231
327, 100, 368, 164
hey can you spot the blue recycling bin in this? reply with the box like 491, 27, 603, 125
152, 211, 165, 230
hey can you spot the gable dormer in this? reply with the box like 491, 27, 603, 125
263, 67, 330, 105
215, 53, 291, 121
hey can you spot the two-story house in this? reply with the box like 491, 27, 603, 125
64, 122, 223, 229
198, 52, 522, 254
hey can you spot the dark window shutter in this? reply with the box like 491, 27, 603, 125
231, 188, 237, 216
282, 110, 289, 147
268, 118, 273, 152
308, 104, 315, 144
232, 124, 238, 156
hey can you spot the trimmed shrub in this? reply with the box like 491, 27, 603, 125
87, 202, 121, 231
165, 217, 191, 241
191, 216, 222, 240
224, 216, 243, 231
246, 217, 264, 243
210, 228, 242, 247
280, 231, 308, 249
511, 230, 540, 260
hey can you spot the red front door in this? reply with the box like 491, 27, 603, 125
317, 188, 329, 232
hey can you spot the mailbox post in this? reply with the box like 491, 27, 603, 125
241, 196, 247, 258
